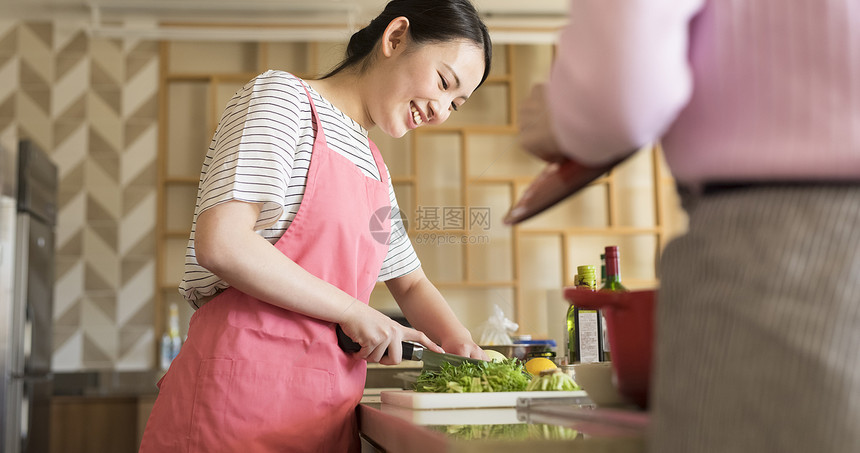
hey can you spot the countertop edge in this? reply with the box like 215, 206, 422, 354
357, 403, 646, 453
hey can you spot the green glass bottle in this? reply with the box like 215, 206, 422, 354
599, 252, 608, 361
600, 253, 606, 287
600, 246, 628, 292
567, 265, 604, 364
600, 246, 627, 362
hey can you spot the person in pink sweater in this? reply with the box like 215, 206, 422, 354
516, 1, 860, 452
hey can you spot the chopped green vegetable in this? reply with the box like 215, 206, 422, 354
525, 368, 581, 392
428, 423, 581, 441
414, 358, 530, 393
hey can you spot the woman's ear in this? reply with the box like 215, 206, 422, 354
381, 16, 410, 57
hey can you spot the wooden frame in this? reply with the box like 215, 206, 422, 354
155, 39, 679, 354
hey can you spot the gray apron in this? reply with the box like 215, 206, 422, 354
650, 184, 860, 452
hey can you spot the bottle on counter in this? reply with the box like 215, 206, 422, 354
600, 253, 606, 287
160, 303, 183, 371
600, 246, 628, 362
600, 246, 628, 292
567, 265, 603, 364
599, 252, 609, 361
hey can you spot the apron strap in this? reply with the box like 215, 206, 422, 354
296, 75, 388, 183
297, 78, 329, 150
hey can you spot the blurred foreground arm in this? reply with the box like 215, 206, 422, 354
536, 0, 703, 165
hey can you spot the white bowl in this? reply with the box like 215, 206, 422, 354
572, 362, 630, 407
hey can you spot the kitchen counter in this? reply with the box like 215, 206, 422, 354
358, 390, 647, 453
53, 370, 162, 397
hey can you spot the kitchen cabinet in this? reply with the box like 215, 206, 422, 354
155, 39, 687, 352
50, 396, 140, 453
49, 394, 155, 453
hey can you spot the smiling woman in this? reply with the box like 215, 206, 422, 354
314, 0, 491, 138
354, 35, 485, 136
139, 1, 493, 452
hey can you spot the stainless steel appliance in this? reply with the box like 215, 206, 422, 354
0, 139, 57, 453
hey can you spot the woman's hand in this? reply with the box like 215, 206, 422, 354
441, 336, 489, 361
338, 302, 443, 365
385, 268, 489, 361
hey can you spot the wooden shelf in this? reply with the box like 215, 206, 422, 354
519, 227, 661, 236
165, 72, 259, 81
434, 281, 518, 288
562, 278, 658, 290
467, 175, 612, 186
164, 176, 200, 184
155, 41, 682, 353
375, 281, 517, 289
413, 124, 520, 134
467, 177, 517, 185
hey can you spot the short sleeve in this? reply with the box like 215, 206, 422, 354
197, 71, 306, 230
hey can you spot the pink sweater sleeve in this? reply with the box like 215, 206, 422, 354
547, 0, 704, 166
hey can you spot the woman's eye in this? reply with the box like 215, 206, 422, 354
440, 74, 449, 90
451, 102, 459, 112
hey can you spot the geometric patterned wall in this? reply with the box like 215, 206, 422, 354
0, 19, 159, 371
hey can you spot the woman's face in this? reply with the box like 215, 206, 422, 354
368, 37, 485, 138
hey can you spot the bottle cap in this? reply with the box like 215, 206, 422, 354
604, 245, 619, 258
574, 265, 598, 289
576, 265, 596, 274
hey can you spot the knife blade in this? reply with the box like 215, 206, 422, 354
409, 347, 485, 372
335, 325, 484, 371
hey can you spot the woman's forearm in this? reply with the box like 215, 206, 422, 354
195, 201, 358, 324
387, 268, 484, 359
195, 200, 442, 361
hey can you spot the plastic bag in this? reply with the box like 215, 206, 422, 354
478, 305, 519, 345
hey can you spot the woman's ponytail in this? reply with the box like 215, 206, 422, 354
321, 0, 491, 87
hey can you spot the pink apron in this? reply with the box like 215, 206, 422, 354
140, 81, 391, 453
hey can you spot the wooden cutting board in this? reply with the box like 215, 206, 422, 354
380, 390, 588, 410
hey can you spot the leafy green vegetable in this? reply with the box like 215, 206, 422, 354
428, 423, 581, 441
525, 368, 581, 391
414, 358, 530, 393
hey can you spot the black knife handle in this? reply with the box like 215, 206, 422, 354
335, 325, 416, 360
335, 325, 362, 352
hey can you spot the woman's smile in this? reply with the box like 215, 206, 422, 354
410, 101, 426, 128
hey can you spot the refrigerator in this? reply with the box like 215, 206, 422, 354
0, 139, 56, 453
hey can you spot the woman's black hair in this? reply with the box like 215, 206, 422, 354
321, 0, 492, 88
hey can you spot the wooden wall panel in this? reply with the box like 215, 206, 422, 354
156, 40, 687, 351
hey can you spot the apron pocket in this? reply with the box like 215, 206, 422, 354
189, 357, 335, 453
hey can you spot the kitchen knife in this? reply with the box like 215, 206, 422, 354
335, 325, 485, 371
409, 347, 486, 372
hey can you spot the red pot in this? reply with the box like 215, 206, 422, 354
564, 287, 656, 409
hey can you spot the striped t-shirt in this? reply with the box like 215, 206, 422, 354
179, 70, 420, 304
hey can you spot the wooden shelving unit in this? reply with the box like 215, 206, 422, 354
155, 38, 686, 355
